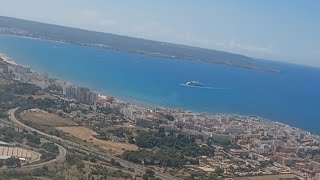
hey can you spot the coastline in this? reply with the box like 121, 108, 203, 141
0, 33, 280, 73
0, 52, 170, 111
0, 53, 17, 65
0, 53, 316, 137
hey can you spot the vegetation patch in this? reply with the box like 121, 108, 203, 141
57, 126, 138, 154
21, 109, 77, 127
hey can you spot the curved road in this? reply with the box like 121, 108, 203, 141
2, 108, 66, 171
8, 108, 180, 180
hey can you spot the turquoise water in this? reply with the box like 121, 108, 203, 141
0, 34, 319, 134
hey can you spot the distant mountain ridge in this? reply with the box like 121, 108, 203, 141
0, 16, 276, 71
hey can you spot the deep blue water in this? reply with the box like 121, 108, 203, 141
0, 34, 319, 134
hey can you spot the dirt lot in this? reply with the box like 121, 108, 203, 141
57, 126, 138, 155
21, 109, 77, 126
235, 174, 303, 180
30, 94, 58, 100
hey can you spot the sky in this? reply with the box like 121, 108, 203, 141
0, 0, 319, 67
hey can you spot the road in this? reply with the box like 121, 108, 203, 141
1, 108, 66, 172
8, 108, 180, 180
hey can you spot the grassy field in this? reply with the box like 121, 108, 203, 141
21, 109, 77, 126
57, 126, 138, 155
20, 110, 138, 154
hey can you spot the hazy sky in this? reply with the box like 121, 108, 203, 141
0, 0, 319, 66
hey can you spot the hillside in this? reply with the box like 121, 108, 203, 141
0, 16, 276, 71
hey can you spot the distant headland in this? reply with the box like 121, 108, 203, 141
0, 16, 279, 73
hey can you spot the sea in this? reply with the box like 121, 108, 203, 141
0, 34, 319, 134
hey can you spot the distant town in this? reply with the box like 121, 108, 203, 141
0, 55, 319, 179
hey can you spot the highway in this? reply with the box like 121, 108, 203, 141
8, 108, 180, 180
0, 145, 66, 172
1, 108, 66, 172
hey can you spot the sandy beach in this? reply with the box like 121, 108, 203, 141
0, 53, 17, 65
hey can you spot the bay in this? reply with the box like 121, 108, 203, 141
0, 34, 319, 134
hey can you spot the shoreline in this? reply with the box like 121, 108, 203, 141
0, 33, 280, 73
0, 53, 316, 136
0, 53, 17, 65
0, 52, 173, 111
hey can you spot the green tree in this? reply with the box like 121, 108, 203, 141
41, 142, 59, 154
215, 167, 224, 176
76, 161, 85, 170
144, 169, 155, 178
5, 157, 21, 168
